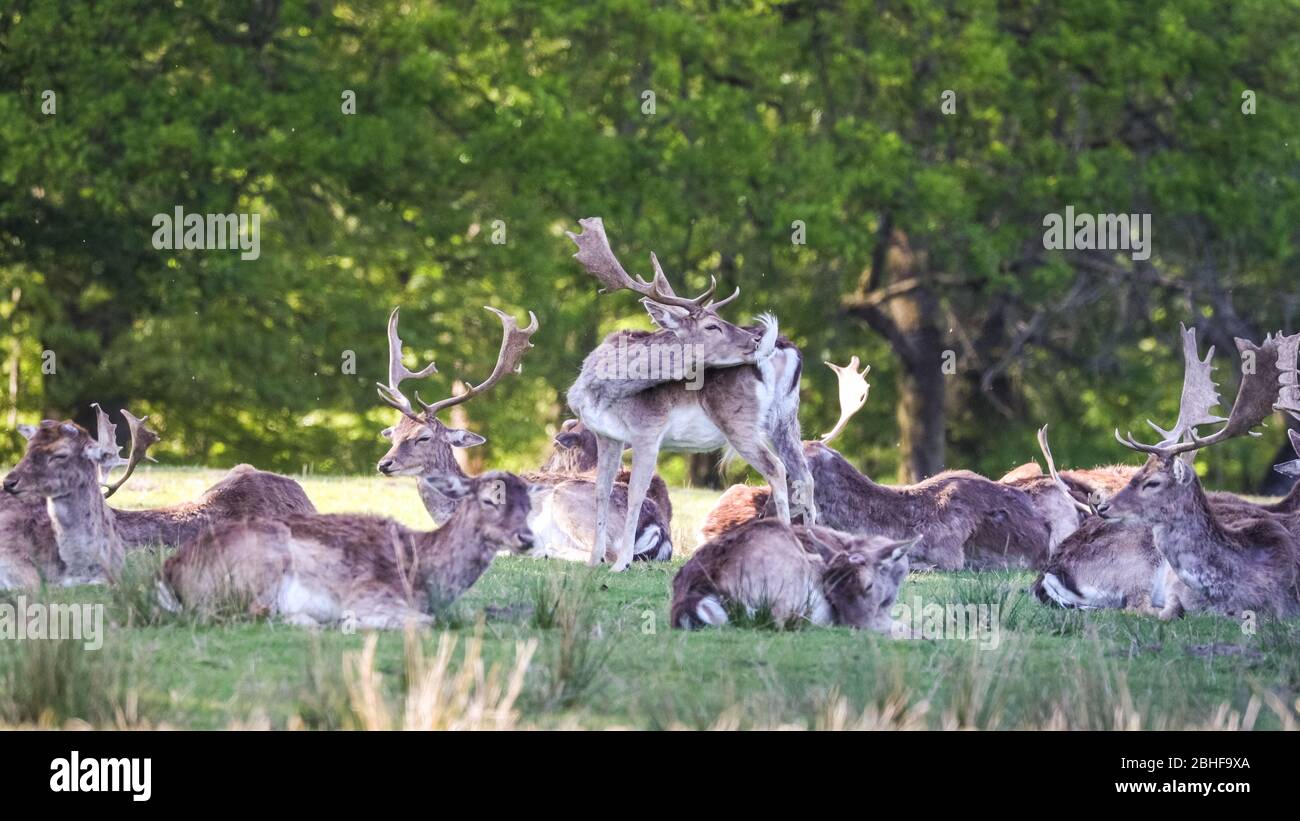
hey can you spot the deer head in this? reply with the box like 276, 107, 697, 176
376, 305, 537, 478
423, 470, 535, 553
820, 533, 917, 629
566, 217, 763, 368
539, 419, 600, 473
1100, 325, 1291, 525
2, 406, 157, 500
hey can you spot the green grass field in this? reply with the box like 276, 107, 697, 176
1, 467, 1297, 730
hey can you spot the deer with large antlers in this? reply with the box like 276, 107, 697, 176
565, 217, 814, 571
699, 358, 1052, 568
1, 406, 158, 585
375, 304, 538, 524
1082, 325, 1300, 618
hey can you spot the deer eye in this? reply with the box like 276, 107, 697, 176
703, 323, 722, 332
416, 434, 432, 443
1143, 479, 1162, 490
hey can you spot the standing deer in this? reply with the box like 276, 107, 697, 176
1093, 325, 1300, 619
1, 407, 157, 586
375, 304, 538, 524
525, 420, 674, 562
565, 217, 814, 571
160, 471, 535, 628
699, 358, 1052, 569
671, 518, 917, 634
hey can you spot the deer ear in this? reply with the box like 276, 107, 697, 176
642, 299, 690, 332
422, 473, 472, 498
445, 428, 486, 449
380, 426, 395, 439
16, 424, 36, 441
1172, 457, 1195, 485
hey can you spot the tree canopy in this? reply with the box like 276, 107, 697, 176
3, 0, 1298, 490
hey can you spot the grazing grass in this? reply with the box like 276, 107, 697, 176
0, 466, 1297, 729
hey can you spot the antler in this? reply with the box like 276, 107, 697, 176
376, 307, 440, 422
565, 217, 737, 312
1276, 331, 1300, 421
1144, 324, 1226, 444
819, 356, 871, 444
1037, 425, 1094, 515
92, 403, 159, 499
1116, 326, 1285, 457
417, 306, 539, 418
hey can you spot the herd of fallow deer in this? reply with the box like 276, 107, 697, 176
3, 218, 1299, 634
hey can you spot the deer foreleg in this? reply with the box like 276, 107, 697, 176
615, 444, 660, 572
590, 433, 623, 567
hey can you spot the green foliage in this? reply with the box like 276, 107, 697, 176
1, 1, 1298, 486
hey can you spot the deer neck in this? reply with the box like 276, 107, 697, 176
1149, 483, 1238, 599
416, 463, 471, 526
45, 479, 123, 583
816, 457, 914, 529
412, 508, 498, 604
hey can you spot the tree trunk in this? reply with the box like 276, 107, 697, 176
686, 451, 723, 489
891, 294, 946, 481
846, 227, 947, 483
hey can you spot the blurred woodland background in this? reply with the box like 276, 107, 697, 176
2, 0, 1299, 491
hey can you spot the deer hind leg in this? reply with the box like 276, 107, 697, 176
589, 433, 624, 567
733, 439, 790, 523
614, 442, 661, 572
769, 421, 815, 525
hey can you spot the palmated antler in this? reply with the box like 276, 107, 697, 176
92, 403, 159, 498
376, 307, 440, 422
820, 356, 871, 445
1116, 325, 1285, 458
1276, 331, 1300, 421
565, 217, 739, 313
1144, 324, 1226, 444
1274, 429, 1300, 478
1036, 425, 1094, 516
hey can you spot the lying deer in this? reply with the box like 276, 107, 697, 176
1, 409, 315, 588
1034, 420, 1300, 611
1, 408, 158, 585
700, 358, 1052, 569
525, 420, 674, 562
671, 518, 916, 634
371, 305, 670, 561
565, 217, 814, 571
160, 471, 535, 628
1074, 325, 1300, 619
998, 428, 1140, 548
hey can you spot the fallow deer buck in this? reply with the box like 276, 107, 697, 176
2, 408, 314, 580
1089, 325, 1300, 619
375, 304, 538, 523
1, 406, 158, 586
565, 217, 814, 571
671, 518, 917, 635
525, 419, 674, 562
699, 357, 1052, 568
374, 306, 670, 561
160, 471, 535, 628
1040, 329, 1300, 613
